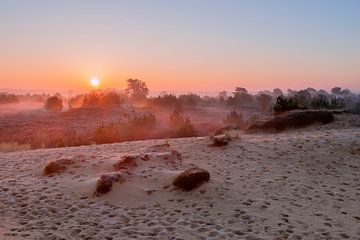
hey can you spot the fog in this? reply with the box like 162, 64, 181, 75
0, 102, 44, 116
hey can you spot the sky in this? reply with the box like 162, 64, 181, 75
0, 0, 359, 93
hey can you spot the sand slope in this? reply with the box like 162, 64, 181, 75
1, 116, 360, 240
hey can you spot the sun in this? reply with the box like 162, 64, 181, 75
90, 78, 100, 87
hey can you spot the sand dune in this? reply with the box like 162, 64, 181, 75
1, 115, 360, 239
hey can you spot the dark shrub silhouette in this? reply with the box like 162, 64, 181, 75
273, 95, 299, 114
173, 167, 210, 191
44, 95, 63, 112
94, 173, 126, 196
126, 78, 149, 103
248, 111, 334, 131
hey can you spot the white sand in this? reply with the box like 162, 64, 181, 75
1, 115, 360, 240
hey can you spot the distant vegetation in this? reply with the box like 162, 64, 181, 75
1, 80, 360, 150
44, 95, 63, 112
0, 93, 19, 104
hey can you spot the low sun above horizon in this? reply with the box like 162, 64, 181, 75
90, 78, 100, 88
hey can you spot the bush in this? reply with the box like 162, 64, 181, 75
223, 110, 245, 128
44, 95, 63, 112
94, 173, 126, 196
248, 111, 334, 131
169, 109, 197, 138
43, 158, 75, 175
173, 167, 210, 191
273, 95, 299, 114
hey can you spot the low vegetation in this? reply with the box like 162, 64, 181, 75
169, 108, 197, 138
0, 142, 31, 152
43, 158, 75, 175
173, 167, 210, 191
44, 95, 63, 112
248, 111, 334, 131
94, 172, 126, 196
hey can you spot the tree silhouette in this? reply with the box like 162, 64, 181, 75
125, 79, 149, 103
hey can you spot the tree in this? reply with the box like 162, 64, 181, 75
256, 94, 272, 112
273, 88, 283, 97
125, 79, 149, 102
295, 90, 311, 108
331, 87, 342, 95
230, 87, 253, 107
45, 95, 63, 112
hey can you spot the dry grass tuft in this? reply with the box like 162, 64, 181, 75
0, 142, 31, 153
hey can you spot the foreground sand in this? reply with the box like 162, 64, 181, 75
1, 116, 360, 240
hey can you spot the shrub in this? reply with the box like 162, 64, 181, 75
273, 95, 299, 114
169, 109, 197, 138
223, 110, 245, 128
43, 158, 75, 175
44, 95, 63, 112
94, 173, 126, 196
173, 167, 210, 191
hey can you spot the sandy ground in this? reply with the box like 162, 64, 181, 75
0, 115, 359, 240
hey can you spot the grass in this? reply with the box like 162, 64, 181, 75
0, 142, 31, 153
